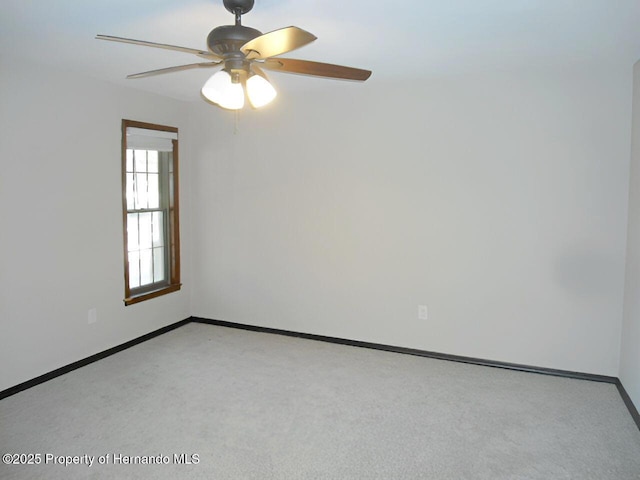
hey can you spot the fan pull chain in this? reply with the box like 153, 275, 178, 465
234, 109, 239, 135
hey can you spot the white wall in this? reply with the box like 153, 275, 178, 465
621, 61, 640, 409
0, 55, 634, 392
0, 57, 192, 392
190, 66, 631, 376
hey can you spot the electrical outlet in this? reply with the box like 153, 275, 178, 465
418, 305, 428, 320
88, 308, 97, 325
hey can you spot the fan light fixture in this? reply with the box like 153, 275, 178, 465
201, 70, 245, 110
201, 69, 277, 110
246, 74, 277, 108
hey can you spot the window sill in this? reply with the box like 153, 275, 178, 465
124, 283, 182, 306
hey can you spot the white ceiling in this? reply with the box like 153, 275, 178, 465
2, 0, 640, 101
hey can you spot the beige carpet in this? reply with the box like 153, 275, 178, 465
1, 322, 639, 479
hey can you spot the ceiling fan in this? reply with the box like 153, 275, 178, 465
96, 0, 372, 110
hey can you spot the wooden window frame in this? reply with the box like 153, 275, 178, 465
122, 119, 181, 306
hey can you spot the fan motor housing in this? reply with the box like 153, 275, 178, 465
207, 25, 261, 57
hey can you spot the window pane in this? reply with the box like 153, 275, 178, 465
152, 211, 164, 247
134, 150, 147, 173
147, 151, 158, 173
127, 213, 139, 252
122, 121, 180, 303
139, 212, 152, 249
140, 249, 153, 286
148, 173, 159, 209
126, 149, 134, 172
129, 251, 140, 289
153, 247, 165, 282
135, 173, 148, 209
126, 173, 135, 210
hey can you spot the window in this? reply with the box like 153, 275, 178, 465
122, 120, 181, 305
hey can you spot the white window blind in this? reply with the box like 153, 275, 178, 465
126, 127, 177, 152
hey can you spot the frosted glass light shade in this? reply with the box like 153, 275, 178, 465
246, 74, 277, 108
201, 71, 244, 110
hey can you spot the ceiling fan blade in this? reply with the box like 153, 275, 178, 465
96, 34, 220, 59
241, 27, 317, 60
260, 58, 372, 81
127, 62, 222, 79
251, 64, 268, 79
